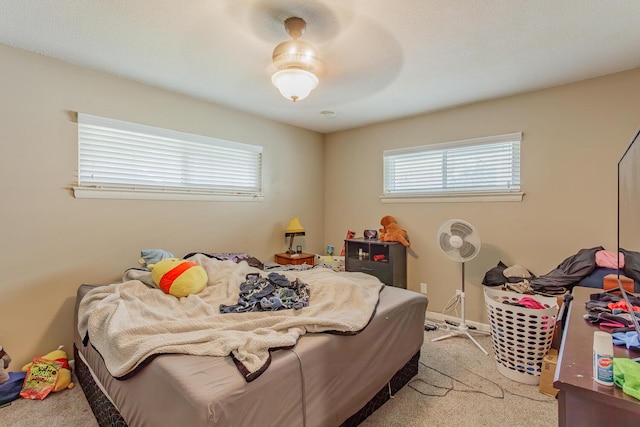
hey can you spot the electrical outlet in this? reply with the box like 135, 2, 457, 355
420, 282, 427, 294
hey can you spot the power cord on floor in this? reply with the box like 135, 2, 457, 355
444, 319, 477, 330
428, 293, 464, 333
408, 361, 555, 403
424, 290, 485, 333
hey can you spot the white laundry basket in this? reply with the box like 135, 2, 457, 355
484, 287, 558, 385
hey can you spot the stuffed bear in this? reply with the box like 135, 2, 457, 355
148, 258, 208, 297
379, 215, 411, 247
21, 346, 74, 392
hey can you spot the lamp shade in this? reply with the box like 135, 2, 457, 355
285, 217, 305, 235
272, 69, 318, 102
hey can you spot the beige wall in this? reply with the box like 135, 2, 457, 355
4, 40, 640, 368
0, 44, 324, 367
324, 68, 640, 325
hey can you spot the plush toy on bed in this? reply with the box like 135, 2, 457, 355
21, 346, 74, 393
379, 215, 411, 248
139, 248, 175, 270
148, 258, 208, 297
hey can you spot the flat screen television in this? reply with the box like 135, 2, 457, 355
618, 127, 640, 338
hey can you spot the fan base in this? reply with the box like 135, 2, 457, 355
431, 325, 489, 355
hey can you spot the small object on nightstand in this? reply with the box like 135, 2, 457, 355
341, 230, 355, 256
364, 229, 378, 239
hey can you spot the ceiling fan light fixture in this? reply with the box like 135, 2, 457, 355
272, 40, 318, 70
271, 68, 318, 102
271, 17, 320, 102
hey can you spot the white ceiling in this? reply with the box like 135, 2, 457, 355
2, 1, 640, 134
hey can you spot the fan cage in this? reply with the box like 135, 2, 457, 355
437, 219, 481, 262
484, 287, 558, 385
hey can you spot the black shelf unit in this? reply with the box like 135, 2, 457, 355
344, 238, 407, 288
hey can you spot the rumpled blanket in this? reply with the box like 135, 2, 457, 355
77, 253, 383, 382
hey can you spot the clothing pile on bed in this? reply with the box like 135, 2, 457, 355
482, 246, 640, 296
219, 272, 309, 313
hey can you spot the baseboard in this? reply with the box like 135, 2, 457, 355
425, 310, 491, 333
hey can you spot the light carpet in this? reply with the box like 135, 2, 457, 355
0, 327, 557, 427
362, 326, 557, 427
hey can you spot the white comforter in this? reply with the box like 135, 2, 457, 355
77, 253, 383, 381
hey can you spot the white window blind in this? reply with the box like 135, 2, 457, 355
74, 113, 263, 201
383, 132, 522, 201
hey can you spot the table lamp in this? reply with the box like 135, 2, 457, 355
285, 217, 305, 254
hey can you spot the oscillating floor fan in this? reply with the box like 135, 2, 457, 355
431, 219, 489, 355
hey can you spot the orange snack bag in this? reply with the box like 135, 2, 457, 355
20, 357, 61, 400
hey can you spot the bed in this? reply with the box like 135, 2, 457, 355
73, 252, 428, 427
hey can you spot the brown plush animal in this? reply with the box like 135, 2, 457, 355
379, 215, 410, 247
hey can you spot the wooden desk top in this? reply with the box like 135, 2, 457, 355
554, 286, 640, 410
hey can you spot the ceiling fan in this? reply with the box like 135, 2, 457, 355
271, 17, 324, 102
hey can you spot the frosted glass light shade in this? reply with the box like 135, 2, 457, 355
272, 69, 319, 102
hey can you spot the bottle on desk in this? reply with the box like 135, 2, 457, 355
593, 331, 614, 386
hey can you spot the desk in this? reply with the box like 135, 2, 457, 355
554, 286, 640, 426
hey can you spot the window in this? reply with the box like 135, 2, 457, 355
74, 113, 263, 201
383, 132, 522, 202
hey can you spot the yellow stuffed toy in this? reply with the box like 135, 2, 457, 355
148, 258, 208, 297
21, 346, 74, 393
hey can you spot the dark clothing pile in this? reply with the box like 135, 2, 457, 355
483, 246, 640, 296
529, 246, 604, 294
531, 247, 640, 294
220, 272, 310, 313
584, 290, 640, 351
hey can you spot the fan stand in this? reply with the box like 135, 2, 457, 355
431, 262, 489, 355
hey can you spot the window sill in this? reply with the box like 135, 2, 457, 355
72, 187, 264, 202
380, 192, 524, 203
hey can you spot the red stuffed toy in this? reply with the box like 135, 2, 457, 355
379, 215, 410, 247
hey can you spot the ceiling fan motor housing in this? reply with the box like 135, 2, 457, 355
272, 17, 320, 73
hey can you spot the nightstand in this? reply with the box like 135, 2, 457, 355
274, 252, 315, 266
344, 238, 406, 288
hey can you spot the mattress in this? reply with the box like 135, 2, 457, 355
74, 284, 427, 427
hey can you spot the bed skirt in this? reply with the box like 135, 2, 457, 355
340, 350, 420, 426
75, 345, 419, 427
